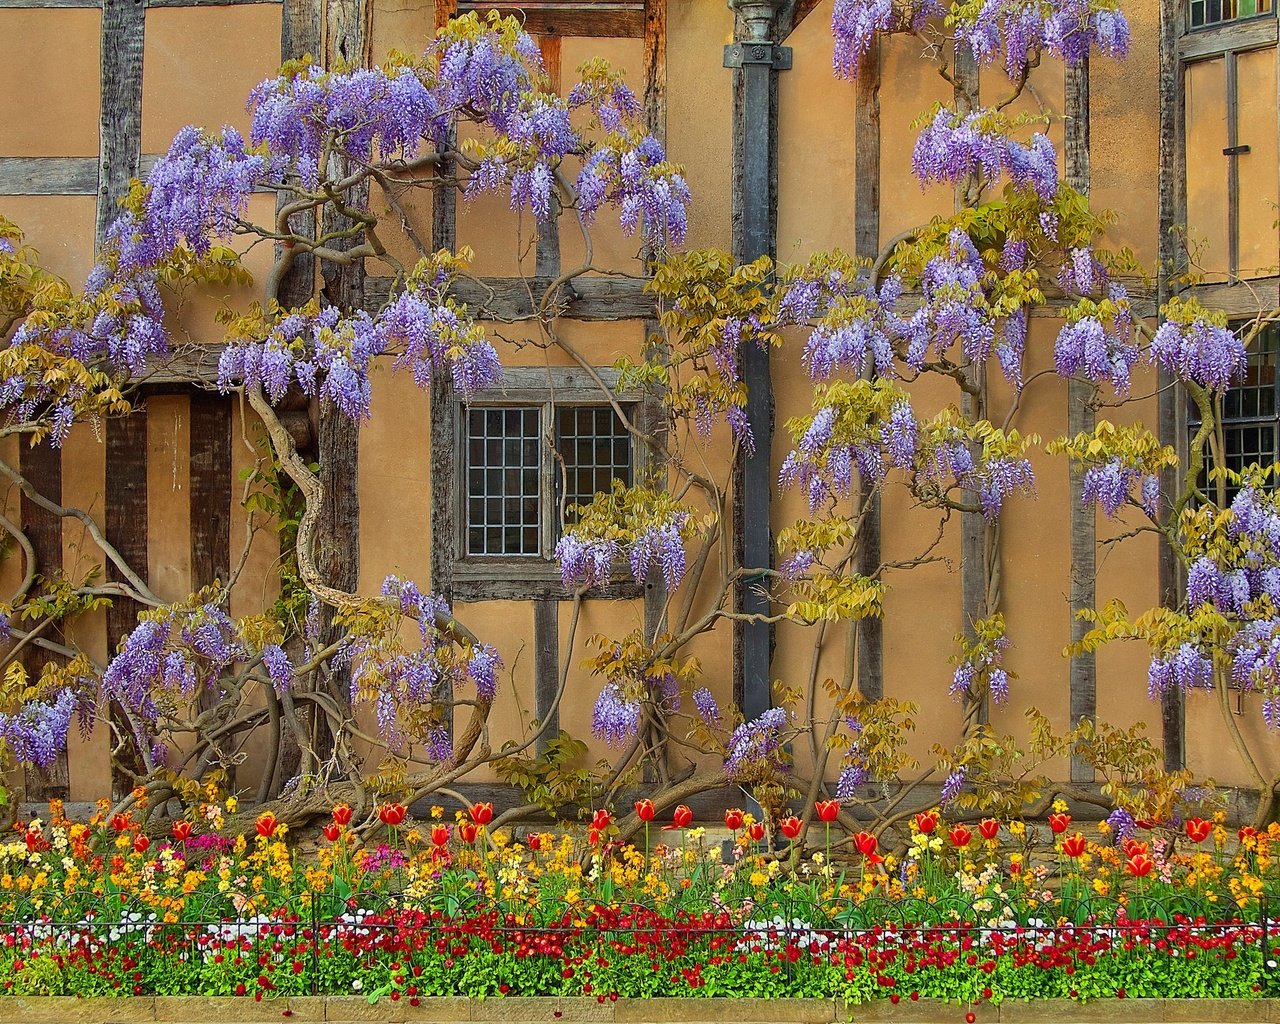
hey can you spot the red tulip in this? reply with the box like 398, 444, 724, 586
588, 827, 602, 846
322, 823, 341, 842
1126, 852, 1154, 877
978, 818, 1000, 841
378, 803, 407, 826
914, 811, 938, 834
779, 816, 802, 839
1061, 833, 1087, 858
635, 799, 656, 822
331, 804, 353, 826
1185, 817, 1212, 843
1121, 837, 1149, 859
854, 831, 878, 856
592, 808, 613, 832
110, 813, 131, 833
469, 802, 493, 826
171, 820, 192, 843
724, 808, 744, 831
527, 832, 542, 851
1239, 826, 1258, 842
430, 823, 450, 847
24, 829, 48, 854
133, 835, 150, 855
1049, 812, 1071, 834
670, 804, 693, 829
748, 822, 766, 842
255, 812, 278, 838
948, 824, 972, 848
458, 821, 479, 844
815, 799, 840, 823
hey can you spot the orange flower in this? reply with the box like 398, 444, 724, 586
948, 824, 972, 848
458, 821, 479, 844
255, 812, 278, 838
377, 803, 407, 826
331, 804, 353, 826
635, 799, 656, 822
109, 813, 131, 834
430, 823, 450, 847
724, 808, 744, 831
1049, 812, 1071, 834
1185, 817, 1212, 843
978, 818, 1000, 841
469, 802, 493, 826
171, 820, 192, 843
779, 816, 802, 839
1126, 852, 1154, 877
815, 799, 840, 823
914, 811, 938, 834
1061, 832, 1087, 858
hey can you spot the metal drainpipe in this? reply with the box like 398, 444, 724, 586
724, 2, 790, 723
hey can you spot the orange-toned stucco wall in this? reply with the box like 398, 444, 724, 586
1, 0, 1277, 802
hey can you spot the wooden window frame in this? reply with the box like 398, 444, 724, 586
450, 365, 650, 601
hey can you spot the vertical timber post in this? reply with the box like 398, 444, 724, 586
99, 0, 147, 799
853, 37, 882, 699
1158, 0, 1187, 771
1065, 57, 1097, 784
726, 1, 790, 726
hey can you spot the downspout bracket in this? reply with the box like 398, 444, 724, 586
723, 43, 792, 70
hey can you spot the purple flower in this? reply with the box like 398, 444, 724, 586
724, 706, 790, 781
592, 683, 641, 745
693, 687, 720, 726
1150, 318, 1246, 393
940, 765, 968, 807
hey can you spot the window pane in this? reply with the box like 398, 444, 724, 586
466, 406, 542, 555
555, 405, 633, 529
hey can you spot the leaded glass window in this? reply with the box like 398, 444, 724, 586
1189, 0, 1273, 29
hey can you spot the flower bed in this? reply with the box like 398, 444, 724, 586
1, 798, 1278, 1005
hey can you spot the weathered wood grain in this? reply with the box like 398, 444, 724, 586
533, 597, 559, 753
458, 1, 642, 36
1065, 57, 1096, 784
366, 273, 656, 321
854, 36, 882, 701
19, 440, 68, 801
96, 0, 145, 247
105, 411, 149, 798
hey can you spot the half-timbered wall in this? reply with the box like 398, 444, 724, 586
2, 0, 1280, 802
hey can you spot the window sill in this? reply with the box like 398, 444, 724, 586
451, 561, 645, 602
1180, 15, 1277, 59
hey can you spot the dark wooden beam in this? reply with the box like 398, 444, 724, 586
1158, 0, 1188, 773
19, 440, 68, 801
533, 597, 559, 752
188, 395, 232, 593
105, 411, 149, 798
853, 37, 882, 700
96, 0, 145, 247
458, 2, 642, 36
1065, 56, 1096, 784
366, 274, 657, 321
1179, 16, 1276, 59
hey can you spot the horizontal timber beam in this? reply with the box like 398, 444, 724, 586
0, 156, 274, 195
458, 1, 643, 36
0, 0, 280, 6
365, 274, 658, 321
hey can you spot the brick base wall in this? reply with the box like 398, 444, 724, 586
0, 997, 1275, 1024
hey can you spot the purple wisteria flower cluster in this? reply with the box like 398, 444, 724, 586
0, 687, 79, 770
724, 706, 790, 781
555, 498, 693, 591
957, 0, 1131, 79
786, 274, 904, 381
912, 109, 1058, 203
216, 261, 501, 419
345, 576, 501, 753
1149, 316, 1247, 393
831, 0, 1128, 79
901, 229, 999, 368
1081, 458, 1161, 517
